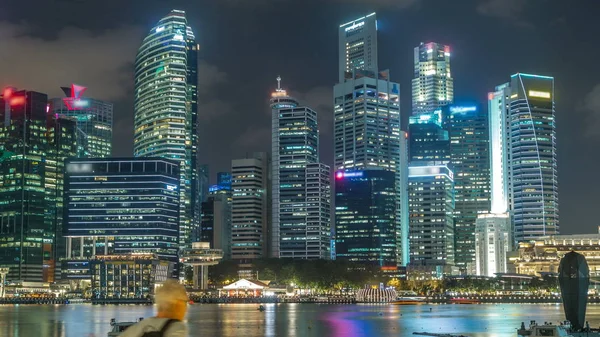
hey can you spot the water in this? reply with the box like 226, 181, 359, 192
1, 303, 599, 336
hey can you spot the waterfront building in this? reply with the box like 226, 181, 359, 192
335, 170, 397, 267
407, 164, 455, 278
508, 74, 558, 241
180, 242, 223, 289
49, 84, 113, 158
271, 78, 331, 259
63, 158, 180, 266
411, 42, 453, 115
231, 152, 270, 261
134, 9, 199, 248
0, 88, 77, 282
90, 254, 174, 299
445, 104, 490, 271
475, 213, 511, 276
338, 12, 378, 83
510, 234, 600, 277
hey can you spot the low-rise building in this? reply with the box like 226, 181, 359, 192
90, 254, 174, 299
510, 234, 600, 277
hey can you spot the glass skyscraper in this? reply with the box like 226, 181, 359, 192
445, 104, 490, 272
271, 78, 331, 259
508, 74, 558, 241
335, 170, 397, 267
412, 42, 453, 115
63, 158, 180, 264
0, 88, 77, 282
49, 84, 113, 158
408, 110, 450, 164
334, 13, 407, 268
134, 10, 199, 248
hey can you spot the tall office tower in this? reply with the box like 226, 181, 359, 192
134, 9, 199, 248
408, 164, 455, 279
195, 164, 209, 242
338, 13, 378, 83
335, 170, 397, 267
474, 84, 512, 276
399, 131, 410, 266
334, 13, 404, 269
200, 193, 231, 259
49, 84, 113, 158
231, 153, 270, 261
445, 104, 490, 273
508, 74, 558, 241
0, 88, 77, 282
64, 158, 180, 265
408, 109, 450, 164
412, 42, 453, 115
270, 78, 331, 259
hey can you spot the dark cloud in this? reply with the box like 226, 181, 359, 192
0, 21, 143, 100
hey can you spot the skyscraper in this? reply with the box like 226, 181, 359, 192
408, 109, 450, 164
334, 13, 406, 268
63, 158, 180, 265
412, 42, 453, 114
231, 152, 270, 261
0, 88, 77, 282
134, 10, 199, 248
49, 84, 113, 158
270, 78, 331, 259
338, 13, 378, 83
445, 104, 490, 272
508, 73, 558, 241
408, 164, 455, 278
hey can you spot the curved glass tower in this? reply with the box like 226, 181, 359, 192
134, 10, 199, 248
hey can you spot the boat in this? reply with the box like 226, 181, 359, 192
449, 298, 480, 304
390, 297, 426, 305
257, 305, 265, 312
108, 318, 142, 337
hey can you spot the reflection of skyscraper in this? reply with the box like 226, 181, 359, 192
412, 42, 453, 114
0, 88, 77, 282
49, 84, 113, 158
334, 13, 406, 268
134, 10, 199, 248
270, 78, 331, 259
508, 73, 558, 241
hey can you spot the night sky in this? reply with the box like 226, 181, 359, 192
1, 0, 598, 234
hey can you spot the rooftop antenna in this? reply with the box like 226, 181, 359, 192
276, 76, 282, 91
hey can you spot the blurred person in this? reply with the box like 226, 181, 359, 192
120, 279, 188, 337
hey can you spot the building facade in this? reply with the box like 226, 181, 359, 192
508, 74, 558, 241
338, 13, 378, 83
200, 193, 231, 259
510, 234, 600, 277
271, 79, 331, 259
335, 170, 397, 267
475, 213, 511, 276
408, 109, 450, 164
445, 104, 490, 271
63, 158, 180, 266
408, 164, 455, 276
231, 153, 270, 261
49, 84, 113, 158
133, 9, 199, 248
412, 42, 453, 115
0, 88, 77, 282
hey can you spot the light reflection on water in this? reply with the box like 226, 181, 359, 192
1, 303, 599, 337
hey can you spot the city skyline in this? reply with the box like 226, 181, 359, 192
0, 0, 598, 235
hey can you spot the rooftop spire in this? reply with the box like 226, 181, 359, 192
276, 76, 282, 90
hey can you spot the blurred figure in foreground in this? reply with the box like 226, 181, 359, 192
121, 279, 188, 337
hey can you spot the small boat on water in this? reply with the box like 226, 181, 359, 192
449, 298, 480, 305
257, 305, 265, 312
108, 318, 142, 337
390, 297, 426, 305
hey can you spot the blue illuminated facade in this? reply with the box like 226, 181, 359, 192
63, 158, 180, 265
335, 170, 397, 267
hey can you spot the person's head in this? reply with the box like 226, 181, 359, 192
155, 279, 188, 320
